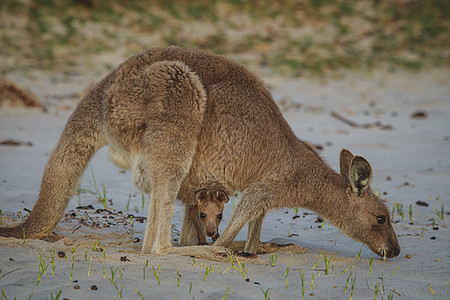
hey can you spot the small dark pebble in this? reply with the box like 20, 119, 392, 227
254, 281, 261, 285
58, 251, 66, 258
73, 280, 78, 283
410, 110, 427, 119
430, 236, 436, 240
405, 254, 412, 259
314, 144, 324, 151
120, 256, 130, 262
293, 215, 300, 220
245, 278, 250, 282
386, 176, 392, 181
91, 285, 98, 290
416, 201, 429, 207
315, 216, 324, 223
9, 258, 14, 261
433, 227, 439, 230
73, 284, 80, 290
76, 204, 94, 210
133, 237, 140, 243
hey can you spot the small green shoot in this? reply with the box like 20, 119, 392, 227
88, 256, 93, 277
299, 268, 305, 298
375, 190, 381, 198
135, 287, 144, 300
369, 257, 374, 276
110, 266, 119, 283
141, 193, 146, 210
126, 192, 131, 212
189, 282, 193, 295
344, 272, 351, 294
177, 269, 180, 287
310, 273, 314, 290
392, 266, 400, 276
71, 243, 80, 253
69, 255, 74, 287
374, 281, 380, 299
223, 285, 230, 300
93, 238, 99, 252
151, 264, 160, 285
350, 273, 357, 300
49, 290, 62, 300
357, 248, 362, 260
387, 289, 396, 300
284, 264, 289, 288
203, 265, 211, 282
409, 204, 413, 221
260, 288, 270, 300
421, 227, 424, 240
427, 283, 435, 300
319, 250, 338, 275
50, 250, 56, 276
340, 264, 355, 275
269, 253, 277, 267
112, 281, 124, 298
436, 204, 445, 221
0, 268, 21, 280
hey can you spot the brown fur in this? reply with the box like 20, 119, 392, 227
188, 189, 229, 245
0, 47, 400, 259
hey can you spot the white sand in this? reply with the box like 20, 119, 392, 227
0, 68, 449, 299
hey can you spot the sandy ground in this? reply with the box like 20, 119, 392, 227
0, 67, 449, 299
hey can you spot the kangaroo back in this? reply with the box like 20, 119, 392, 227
0, 87, 107, 239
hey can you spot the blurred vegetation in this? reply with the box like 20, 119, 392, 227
0, 0, 448, 76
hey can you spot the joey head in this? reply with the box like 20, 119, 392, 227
188, 189, 229, 245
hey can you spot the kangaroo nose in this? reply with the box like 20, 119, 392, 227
206, 230, 216, 237
393, 247, 400, 257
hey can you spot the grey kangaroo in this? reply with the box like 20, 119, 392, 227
0, 47, 400, 259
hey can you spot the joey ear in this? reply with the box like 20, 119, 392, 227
195, 189, 209, 203
349, 156, 373, 196
216, 191, 229, 203
339, 149, 354, 179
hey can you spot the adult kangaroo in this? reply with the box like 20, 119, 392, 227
0, 47, 400, 259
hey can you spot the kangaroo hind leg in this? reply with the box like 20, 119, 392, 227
138, 61, 207, 254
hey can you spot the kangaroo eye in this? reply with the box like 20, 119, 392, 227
200, 213, 206, 219
217, 214, 222, 220
377, 216, 386, 224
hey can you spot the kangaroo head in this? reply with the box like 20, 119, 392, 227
195, 189, 229, 239
338, 149, 400, 258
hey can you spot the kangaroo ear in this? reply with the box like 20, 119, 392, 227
339, 148, 354, 180
195, 189, 209, 203
216, 191, 229, 203
349, 156, 373, 196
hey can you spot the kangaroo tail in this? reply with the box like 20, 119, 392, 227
0, 91, 107, 239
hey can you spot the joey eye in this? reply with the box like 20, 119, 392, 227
376, 216, 386, 225
200, 213, 206, 219
217, 214, 222, 220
